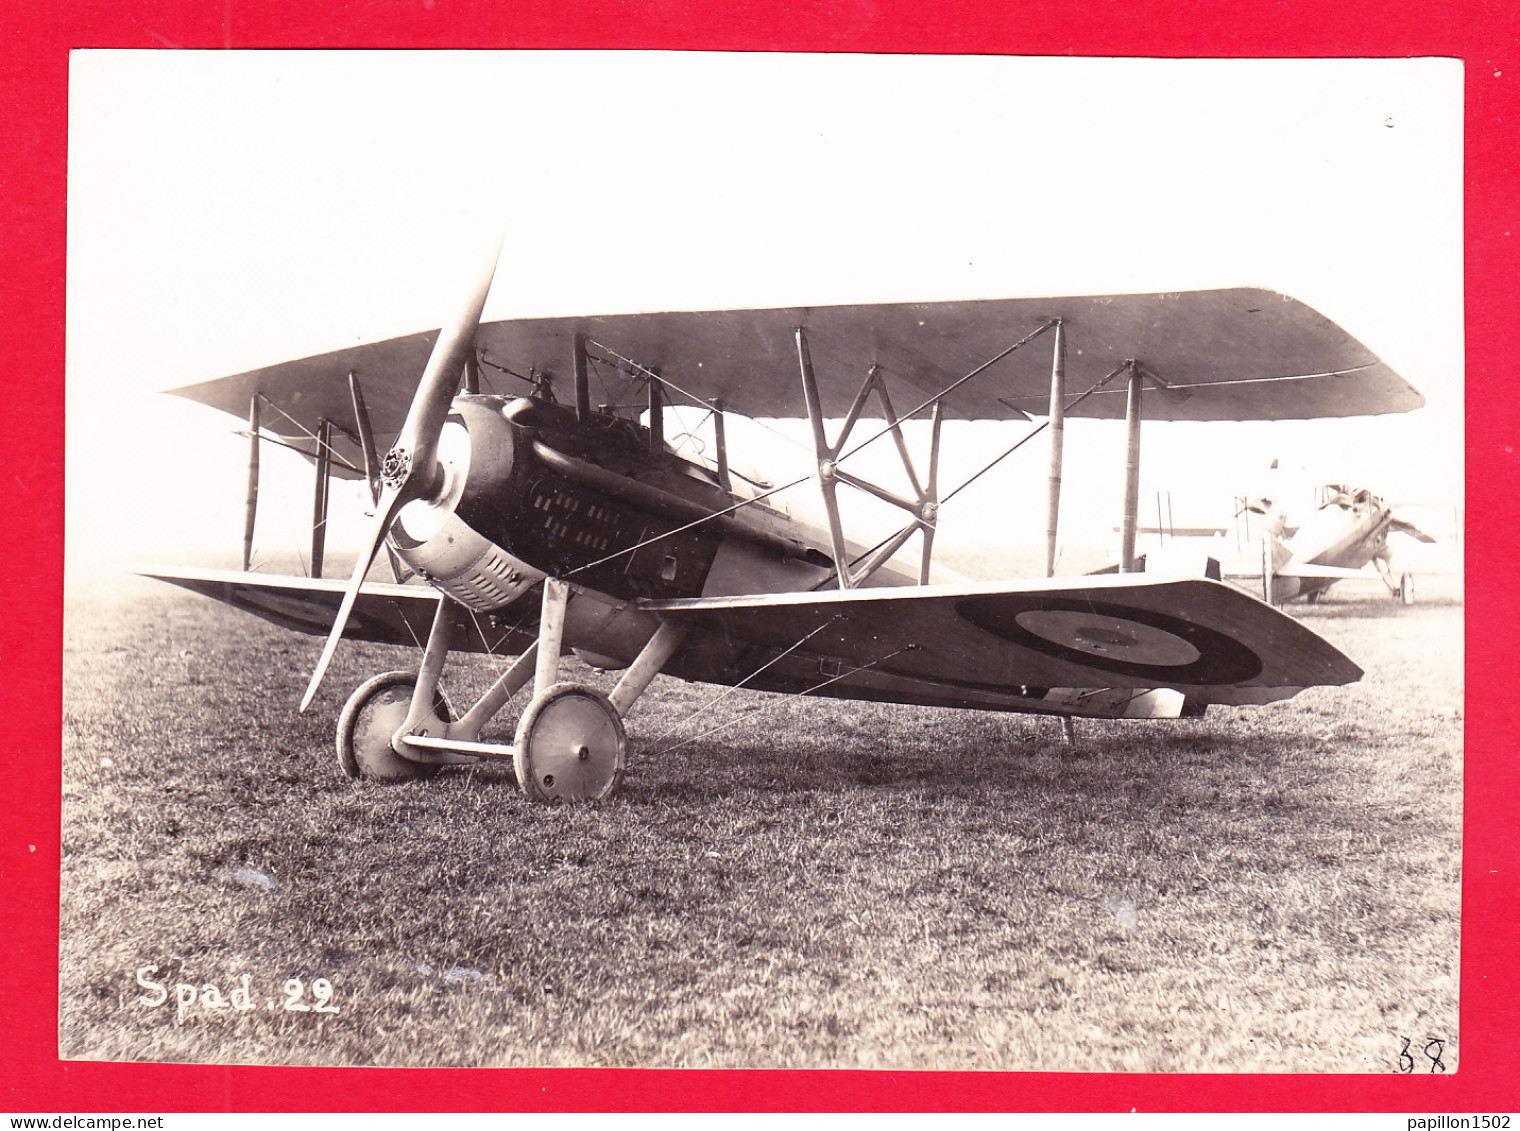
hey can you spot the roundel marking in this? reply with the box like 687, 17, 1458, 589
956, 595, 1264, 684
1013, 609, 1202, 667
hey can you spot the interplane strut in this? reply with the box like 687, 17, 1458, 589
795, 330, 947, 588
794, 319, 1073, 588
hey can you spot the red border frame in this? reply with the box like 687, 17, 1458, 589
7, 0, 1513, 1112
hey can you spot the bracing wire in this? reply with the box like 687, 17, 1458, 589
393, 601, 427, 652
463, 605, 503, 662
833, 319, 1058, 467
667, 405, 716, 461
651, 646, 911, 757
555, 340, 1110, 587
244, 398, 365, 477
938, 362, 1126, 505
586, 339, 817, 459
476, 353, 537, 390
643, 616, 843, 748
563, 473, 813, 578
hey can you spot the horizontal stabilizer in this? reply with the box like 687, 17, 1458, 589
1390, 517, 1438, 544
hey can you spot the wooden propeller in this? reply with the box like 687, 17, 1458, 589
300, 237, 504, 712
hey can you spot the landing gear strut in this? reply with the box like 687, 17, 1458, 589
1374, 551, 1415, 605
336, 577, 684, 802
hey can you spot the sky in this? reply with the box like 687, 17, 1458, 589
65, 52, 1464, 577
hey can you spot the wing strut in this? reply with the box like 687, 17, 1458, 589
1120, 362, 1143, 573
1114, 362, 1191, 571
310, 418, 333, 579
348, 371, 381, 501
712, 399, 733, 492
1111, 361, 1201, 572
1045, 320, 1066, 577
795, 330, 944, 588
647, 371, 664, 456
572, 331, 592, 422
795, 317, 1065, 587
242, 394, 261, 572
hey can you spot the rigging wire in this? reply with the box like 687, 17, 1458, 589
555, 341, 1112, 586
256, 397, 363, 458
463, 604, 504, 662
234, 428, 365, 476
393, 600, 427, 652
562, 472, 814, 578
476, 354, 538, 390
643, 616, 843, 748
666, 405, 716, 461
651, 646, 911, 757
833, 319, 1058, 467
585, 353, 619, 411
939, 362, 1126, 505
586, 339, 817, 459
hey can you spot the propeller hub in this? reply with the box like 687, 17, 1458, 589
381, 446, 413, 489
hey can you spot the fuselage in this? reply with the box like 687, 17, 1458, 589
386, 394, 915, 622
1278, 490, 1393, 600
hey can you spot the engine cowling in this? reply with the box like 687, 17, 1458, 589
388, 399, 543, 612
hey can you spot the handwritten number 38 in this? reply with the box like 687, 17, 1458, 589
282, 977, 340, 1014
1397, 1036, 1446, 1073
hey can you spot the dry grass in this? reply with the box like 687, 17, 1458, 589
59, 570, 1462, 1071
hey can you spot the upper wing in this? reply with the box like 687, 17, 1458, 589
168, 289, 1423, 464
643, 573, 1361, 710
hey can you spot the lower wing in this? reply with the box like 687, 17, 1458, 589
135, 566, 1359, 720
1223, 561, 1369, 582
642, 574, 1361, 713
130, 564, 539, 655
1278, 563, 1372, 580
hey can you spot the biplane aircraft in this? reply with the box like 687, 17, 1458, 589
140, 243, 1425, 801
1233, 485, 1439, 605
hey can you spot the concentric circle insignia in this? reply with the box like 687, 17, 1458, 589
1013, 610, 1202, 666
956, 594, 1264, 684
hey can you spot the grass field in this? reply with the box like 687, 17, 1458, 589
59, 569, 1462, 1071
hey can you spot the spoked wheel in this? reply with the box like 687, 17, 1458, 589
513, 682, 627, 803
1397, 572, 1415, 605
336, 671, 451, 782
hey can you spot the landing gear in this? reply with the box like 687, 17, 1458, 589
336, 671, 450, 782
513, 682, 627, 802
1373, 552, 1414, 605
331, 579, 684, 802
